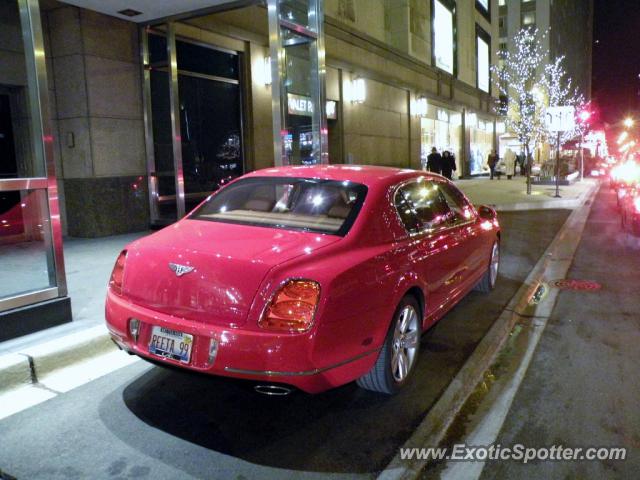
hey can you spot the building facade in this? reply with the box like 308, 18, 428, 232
498, 0, 593, 102
1, 0, 500, 338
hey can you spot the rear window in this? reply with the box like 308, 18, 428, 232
189, 177, 368, 236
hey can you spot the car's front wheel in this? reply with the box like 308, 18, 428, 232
357, 296, 421, 394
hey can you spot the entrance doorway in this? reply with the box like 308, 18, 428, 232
145, 31, 244, 226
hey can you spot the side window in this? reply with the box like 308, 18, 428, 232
438, 182, 475, 223
394, 179, 452, 233
395, 186, 422, 233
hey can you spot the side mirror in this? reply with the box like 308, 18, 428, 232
477, 205, 497, 221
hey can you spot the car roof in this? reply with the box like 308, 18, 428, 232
243, 164, 443, 188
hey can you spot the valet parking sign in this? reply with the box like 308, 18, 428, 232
546, 106, 576, 132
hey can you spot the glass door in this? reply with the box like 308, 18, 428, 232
143, 29, 244, 225
0, 0, 66, 313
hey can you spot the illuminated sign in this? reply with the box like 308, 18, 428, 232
545, 106, 576, 132
433, 0, 454, 74
287, 94, 337, 119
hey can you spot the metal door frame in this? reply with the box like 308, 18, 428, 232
0, 0, 67, 313
267, 0, 328, 166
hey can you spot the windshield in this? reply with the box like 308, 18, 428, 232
189, 177, 368, 236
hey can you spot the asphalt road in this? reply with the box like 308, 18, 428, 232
478, 187, 640, 479
0, 209, 570, 480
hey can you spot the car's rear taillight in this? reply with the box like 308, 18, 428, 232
109, 250, 127, 295
259, 280, 321, 333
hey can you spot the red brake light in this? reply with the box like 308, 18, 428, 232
259, 280, 321, 333
109, 250, 127, 295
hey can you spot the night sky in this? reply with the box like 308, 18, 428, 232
592, 0, 640, 127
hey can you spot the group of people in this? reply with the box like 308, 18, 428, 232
426, 147, 457, 179
487, 148, 530, 180
426, 146, 531, 180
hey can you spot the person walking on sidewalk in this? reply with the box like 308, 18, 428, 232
441, 150, 456, 179
427, 147, 442, 175
516, 152, 525, 176
487, 150, 499, 180
504, 147, 516, 179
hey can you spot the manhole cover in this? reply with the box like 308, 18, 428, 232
552, 279, 602, 291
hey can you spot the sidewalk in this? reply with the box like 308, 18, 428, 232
456, 177, 596, 211
0, 232, 147, 356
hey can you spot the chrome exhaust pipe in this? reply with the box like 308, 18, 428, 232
254, 384, 293, 396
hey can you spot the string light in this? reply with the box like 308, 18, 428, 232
492, 28, 587, 152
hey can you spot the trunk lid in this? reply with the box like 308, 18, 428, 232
122, 219, 339, 326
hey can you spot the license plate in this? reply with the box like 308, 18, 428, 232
148, 326, 193, 364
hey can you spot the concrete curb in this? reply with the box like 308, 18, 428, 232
0, 353, 32, 392
378, 181, 601, 480
0, 325, 114, 392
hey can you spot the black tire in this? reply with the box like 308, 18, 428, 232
475, 240, 500, 293
356, 295, 421, 394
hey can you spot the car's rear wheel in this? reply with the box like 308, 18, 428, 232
356, 296, 421, 394
475, 240, 500, 293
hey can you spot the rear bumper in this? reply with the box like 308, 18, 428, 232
105, 291, 377, 393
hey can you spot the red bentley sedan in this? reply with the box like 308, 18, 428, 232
106, 166, 500, 395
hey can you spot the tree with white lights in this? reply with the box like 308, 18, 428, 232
492, 28, 547, 194
542, 56, 587, 146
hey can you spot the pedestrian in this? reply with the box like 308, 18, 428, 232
427, 147, 442, 175
504, 147, 516, 179
487, 150, 499, 180
441, 150, 456, 179
516, 152, 525, 176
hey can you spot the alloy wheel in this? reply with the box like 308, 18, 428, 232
391, 305, 419, 382
490, 242, 500, 287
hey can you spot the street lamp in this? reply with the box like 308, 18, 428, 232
624, 117, 634, 129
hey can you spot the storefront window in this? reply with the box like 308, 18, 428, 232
420, 107, 462, 173
469, 117, 495, 175
432, 0, 456, 75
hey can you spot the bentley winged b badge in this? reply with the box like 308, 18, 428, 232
169, 263, 195, 277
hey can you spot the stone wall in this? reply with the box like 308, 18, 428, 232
44, 5, 147, 237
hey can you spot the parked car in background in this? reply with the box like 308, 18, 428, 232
620, 184, 640, 236
611, 159, 640, 208
106, 166, 500, 395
